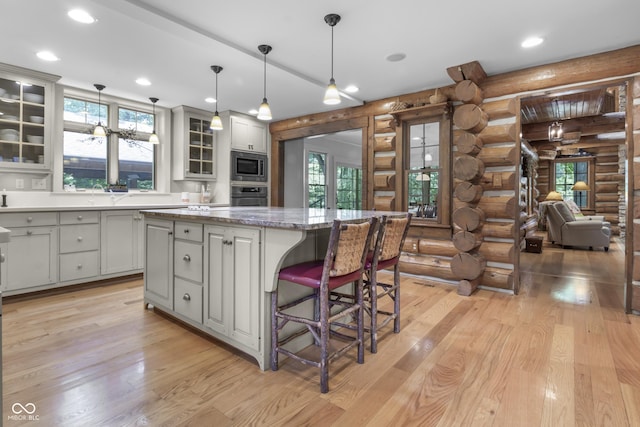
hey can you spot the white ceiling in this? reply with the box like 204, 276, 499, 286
3, 0, 639, 121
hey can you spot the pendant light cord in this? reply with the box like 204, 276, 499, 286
263, 53, 267, 99
330, 25, 334, 80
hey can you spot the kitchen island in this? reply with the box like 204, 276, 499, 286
141, 207, 403, 370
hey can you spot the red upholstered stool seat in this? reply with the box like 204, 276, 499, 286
279, 261, 363, 290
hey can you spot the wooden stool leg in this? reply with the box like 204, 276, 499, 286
393, 266, 401, 333
320, 288, 330, 393
357, 278, 365, 363
370, 272, 379, 354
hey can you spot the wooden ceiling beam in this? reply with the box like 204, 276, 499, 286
521, 114, 626, 142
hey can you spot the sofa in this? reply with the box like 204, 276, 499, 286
546, 201, 611, 251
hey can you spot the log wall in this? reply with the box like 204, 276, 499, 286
269, 45, 640, 300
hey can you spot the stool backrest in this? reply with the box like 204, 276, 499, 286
327, 218, 377, 277
375, 213, 412, 263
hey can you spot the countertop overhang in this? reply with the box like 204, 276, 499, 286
142, 207, 405, 230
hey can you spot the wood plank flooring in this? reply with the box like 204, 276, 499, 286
3, 237, 639, 426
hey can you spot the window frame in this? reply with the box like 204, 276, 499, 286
335, 162, 362, 210
393, 103, 452, 229
57, 86, 168, 193
551, 157, 595, 209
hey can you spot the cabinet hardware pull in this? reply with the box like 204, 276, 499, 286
26, 230, 33, 236
77, 236, 83, 241
0, 253, 5, 263
184, 229, 190, 233
183, 293, 191, 301
168, 232, 173, 236
183, 254, 191, 262
77, 215, 83, 220
77, 264, 83, 269
27, 217, 33, 222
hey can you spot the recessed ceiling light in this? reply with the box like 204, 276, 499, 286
205, 97, 216, 103
136, 78, 151, 86
386, 53, 406, 62
521, 36, 544, 48
36, 51, 60, 61
248, 109, 258, 115
344, 85, 359, 93
68, 9, 96, 24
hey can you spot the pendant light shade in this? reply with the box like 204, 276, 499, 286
148, 97, 159, 144
257, 44, 272, 121
323, 13, 341, 105
210, 65, 224, 130
93, 83, 106, 137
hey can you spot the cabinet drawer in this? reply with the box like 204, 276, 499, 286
175, 222, 203, 242
59, 251, 99, 282
0, 212, 57, 227
60, 224, 100, 253
60, 211, 99, 224
174, 240, 202, 282
174, 278, 203, 323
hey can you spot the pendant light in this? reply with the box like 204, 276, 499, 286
93, 84, 106, 137
323, 13, 341, 105
148, 97, 159, 144
548, 98, 564, 142
257, 44, 272, 121
210, 65, 224, 130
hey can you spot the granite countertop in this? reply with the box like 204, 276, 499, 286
142, 207, 406, 230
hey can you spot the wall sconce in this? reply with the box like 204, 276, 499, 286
148, 97, 159, 144
257, 44, 272, 121
210, 65, 223, 130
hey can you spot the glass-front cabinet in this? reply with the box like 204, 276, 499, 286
172, 105, 217, 180
0, 64, 58, 171
188, 117, 215, 177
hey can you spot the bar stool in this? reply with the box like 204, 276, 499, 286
271, 217, 377, 393
364, 213, 411, 353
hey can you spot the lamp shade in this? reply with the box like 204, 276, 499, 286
571, 181, 589, 191
545, 191, 563, 201
416, 172, 430, 181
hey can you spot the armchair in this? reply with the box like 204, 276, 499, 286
546, 201, 610, 251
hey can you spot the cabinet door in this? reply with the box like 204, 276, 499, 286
101, 211, 140, 275
231, 116, 266, 153
5, 226, 57, 291
228, 227, 261, 350
204, 225, 227, 335
144, 219, 174, 309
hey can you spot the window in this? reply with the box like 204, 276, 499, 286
407, 122, 440, 218
553, 159, 590, 208
336, 165, 362, 209
308, 152, 326, 208
394, 103, 452, 226
63, 96, 156, 190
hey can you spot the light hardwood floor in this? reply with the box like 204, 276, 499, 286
3, 238, 640, 426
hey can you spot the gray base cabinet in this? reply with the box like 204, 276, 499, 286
143, 218, 262, 365
144, 218, 174, 310
205, 224, 260, 351
101, 210, 144, 275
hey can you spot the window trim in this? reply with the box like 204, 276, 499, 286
550, 156, 595, 210
335, 161, 362, 210
56, 85, 170, 193
392, 102, 452, 228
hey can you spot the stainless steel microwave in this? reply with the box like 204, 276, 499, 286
230, 150, 268, 182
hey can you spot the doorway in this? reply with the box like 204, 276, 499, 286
282, 129, 363, 209
519, 79, 631, 311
